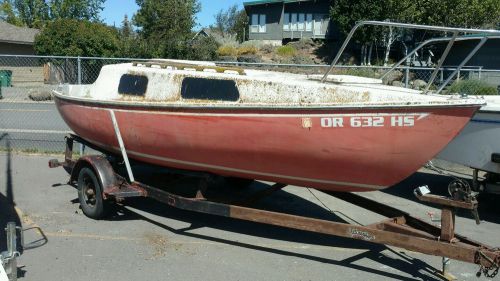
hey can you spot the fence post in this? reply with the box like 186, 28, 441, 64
405, 66, 410, 88
77, 56, 82, 85
76, 56, 84, 153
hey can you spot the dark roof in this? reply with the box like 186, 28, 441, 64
0, 20, 40, 45
243, 0, 313, 7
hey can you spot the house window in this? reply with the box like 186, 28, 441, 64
291, 13, 297, 31
298, 13, 305, 31
306, 14, 313, 31
283, 13, 290, 31
251, 14, 259, 33
259, 14, 266, 33
251, 14, 266, 33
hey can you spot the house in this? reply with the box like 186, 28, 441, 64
0, 21, 44, 86
0, 20, 40, 55
243, 0, 334, 45
192, 28, 215, 41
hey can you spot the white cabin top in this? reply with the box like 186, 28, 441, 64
54, 61, 486, 108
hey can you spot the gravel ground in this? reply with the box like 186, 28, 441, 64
1, 152, 500, 281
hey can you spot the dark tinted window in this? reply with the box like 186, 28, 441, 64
118, 74, 148, 96
181, 77, 239, 101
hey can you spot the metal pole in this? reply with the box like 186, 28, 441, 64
321, 21, 364, 82
436, 37, 489, 95
5, 222, 17, 281
405, 64, 410, 88
423, 32, 458, 94
441, 257, 455, 280
77, 56, 82, 85
109, 110, 135, 183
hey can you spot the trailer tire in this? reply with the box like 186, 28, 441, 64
77, 167, 107, 219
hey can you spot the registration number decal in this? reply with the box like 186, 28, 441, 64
320, 113, 429, 128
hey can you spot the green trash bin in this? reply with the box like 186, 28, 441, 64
0, 70, 13, 87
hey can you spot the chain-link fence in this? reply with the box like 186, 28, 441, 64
1, 54, 499, 153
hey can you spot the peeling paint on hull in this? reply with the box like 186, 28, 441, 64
54, 95, 478, 192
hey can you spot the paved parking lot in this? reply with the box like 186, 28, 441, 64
1, 152, 500, 281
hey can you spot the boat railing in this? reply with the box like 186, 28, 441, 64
321, 21, 500, 95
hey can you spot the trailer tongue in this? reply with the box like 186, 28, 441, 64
50, 134, 500, 280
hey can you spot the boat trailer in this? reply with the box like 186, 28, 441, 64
49, 134, 500, 279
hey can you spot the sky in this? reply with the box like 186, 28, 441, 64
101, 0, 243, 29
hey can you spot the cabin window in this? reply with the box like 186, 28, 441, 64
259, 14, 266, 33
118, 74, 148, 96
181, 77, 239, 102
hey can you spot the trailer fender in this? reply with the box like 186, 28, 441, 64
70, 155, 117, 198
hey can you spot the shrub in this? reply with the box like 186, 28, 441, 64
217, 45, 238, 56
237, 55, 262, 63
260, 44, 275, 54
288, 38, 315, 51
337, 68, 378, 78
237, 45, 257, 55
447, 79, 498, 95
189, 36, 220, 61
34, 19, 120, 57
292, 54, 314, 65
276, 45, 297, 57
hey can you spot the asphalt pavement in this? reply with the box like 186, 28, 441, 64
1, 152, 500, 281
0, 88, 70, 152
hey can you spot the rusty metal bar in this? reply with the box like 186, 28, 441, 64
417, 193, 477, 210
131, 181, 500, 267
441, 208, 455, 242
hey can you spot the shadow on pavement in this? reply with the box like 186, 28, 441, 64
81, 165, 445, 281
383, 170, 500, 224
0, 135, 22, 255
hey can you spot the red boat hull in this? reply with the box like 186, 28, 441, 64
55, 97, 478, 192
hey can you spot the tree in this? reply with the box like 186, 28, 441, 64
331, 0, 500, 66
118, 14, 145, 58
13, 0, 50, 28
0, 1, 23, 26
331, 0, 418, 65
120, 14, 132, 38
188, 36, 219, 61
48, 0, 105, 22
0, 0, 105, 28
415, 0, 500, 28
34, 18, 120, 57
214, 5, 248, 42
134, 0, 201, 59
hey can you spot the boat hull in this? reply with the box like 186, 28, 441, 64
55, 96, 478, 192
437, 109, 500, 174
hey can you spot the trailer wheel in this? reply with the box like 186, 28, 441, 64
77, 167, 107, 219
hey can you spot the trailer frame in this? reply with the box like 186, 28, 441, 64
49, 134, 500, 279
